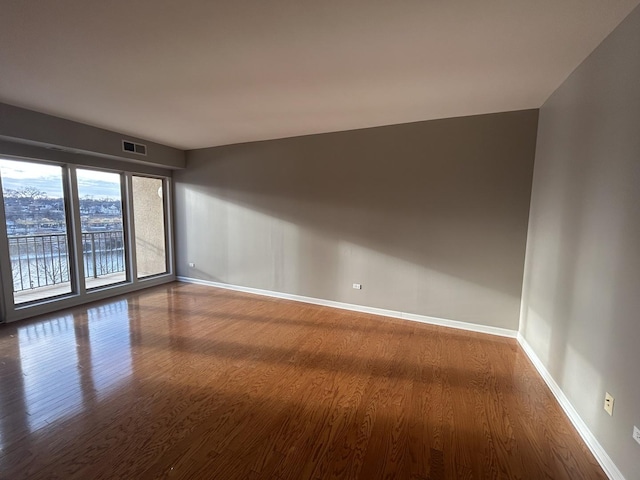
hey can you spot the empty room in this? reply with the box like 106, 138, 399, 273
0, 1, 639, 479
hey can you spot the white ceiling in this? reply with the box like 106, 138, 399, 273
1, 1, 638, 150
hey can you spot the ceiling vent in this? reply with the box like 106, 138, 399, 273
122, 140, 147, 156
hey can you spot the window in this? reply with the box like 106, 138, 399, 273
77, 169, 127, 289
0, 159, 72, 303
0, 157, 172, 321
132, 176, 167, 278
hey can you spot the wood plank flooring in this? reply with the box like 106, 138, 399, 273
0, 282, 606, 479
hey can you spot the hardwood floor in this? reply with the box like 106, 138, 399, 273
0, 283, 606, 479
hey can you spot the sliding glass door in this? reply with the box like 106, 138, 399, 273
77, 169, 127, 289
0, 159, 73, 304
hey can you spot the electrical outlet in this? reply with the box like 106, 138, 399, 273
604, 392, 614, 416
188, 262, 195, 267
352, 283, 362, 290
633, 426, 640, 446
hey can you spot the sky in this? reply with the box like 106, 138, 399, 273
0, 158, 122, 199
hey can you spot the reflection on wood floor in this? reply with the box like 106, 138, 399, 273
0, 282, 606, 479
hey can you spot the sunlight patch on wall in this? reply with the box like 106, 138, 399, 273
184, 187, 301, 289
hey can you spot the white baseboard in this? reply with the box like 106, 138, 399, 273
516, 334, 624, 480
177, 276, 517, 338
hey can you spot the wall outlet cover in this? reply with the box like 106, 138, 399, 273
604, 392, 614, 416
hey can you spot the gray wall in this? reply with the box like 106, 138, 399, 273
520, 5, 640, 478
174, 110, 538, 330
0, 102, 185, 169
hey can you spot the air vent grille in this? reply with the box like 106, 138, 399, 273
122, 140, 147, 156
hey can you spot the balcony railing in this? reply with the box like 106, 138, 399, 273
8, 231, 125, 293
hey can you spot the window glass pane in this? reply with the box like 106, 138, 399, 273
0, 159, 72, 303
76, 169, 127, 288
132, 176, 167, 278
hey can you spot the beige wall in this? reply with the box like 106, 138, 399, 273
520, 5, 640, 478
174, 110, 538, 330
132, 176, 167, 277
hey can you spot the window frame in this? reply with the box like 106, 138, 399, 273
0, 155, 175, 323
130, 173, 173, 281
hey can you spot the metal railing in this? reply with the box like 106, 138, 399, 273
8, 231, 125, 292
81, 231, 125, 280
